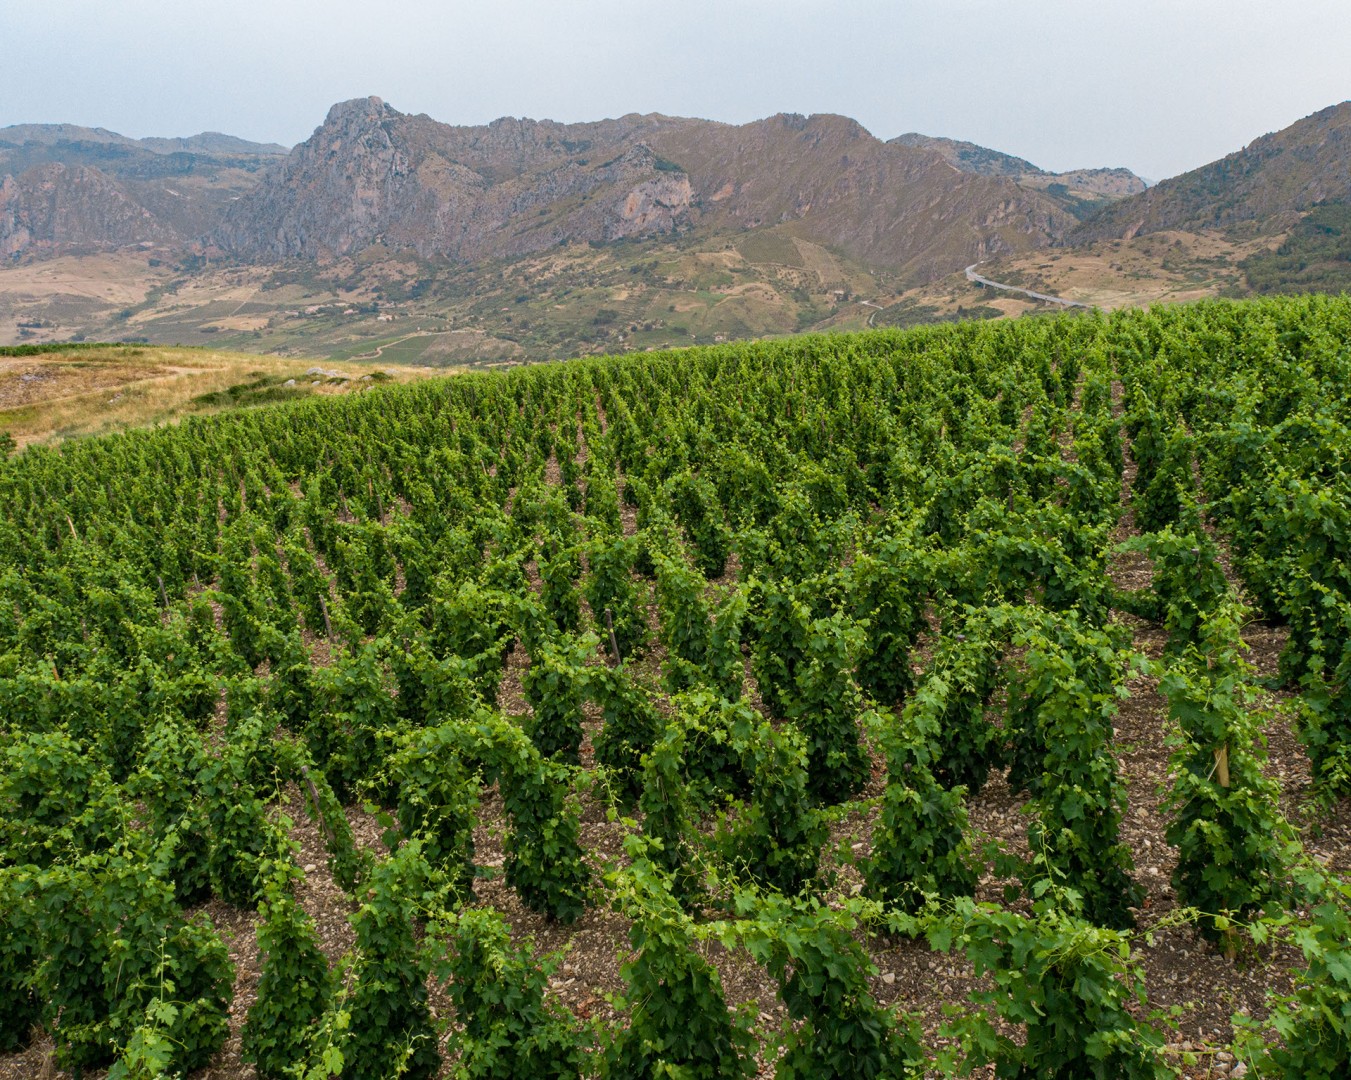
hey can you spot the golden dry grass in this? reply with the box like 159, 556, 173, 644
0, 346, 444, 450
975, 229, 1281, 310
818, 228, 1285, 330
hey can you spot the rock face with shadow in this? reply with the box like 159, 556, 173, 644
212, 97, 1076, 283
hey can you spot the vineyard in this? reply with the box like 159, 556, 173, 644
1, 297, 1350, 1079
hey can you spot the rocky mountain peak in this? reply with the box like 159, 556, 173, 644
322, 96, 399, 130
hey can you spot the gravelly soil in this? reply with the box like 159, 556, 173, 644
5, 607, 1341, 1080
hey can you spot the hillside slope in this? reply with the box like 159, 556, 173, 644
1071, 101, 1351, 242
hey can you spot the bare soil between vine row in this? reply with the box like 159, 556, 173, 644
3, 596, 1346, 1080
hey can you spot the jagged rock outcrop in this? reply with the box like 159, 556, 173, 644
214, 98, 703, 261
216, 98, 1075, 280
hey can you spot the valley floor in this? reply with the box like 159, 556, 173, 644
0, 228, 1280, 369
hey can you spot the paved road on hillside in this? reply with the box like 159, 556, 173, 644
964, 263, 1089, 308
858, 299, 884, 327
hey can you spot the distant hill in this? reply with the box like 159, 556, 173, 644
0, 123, 288, 157
1071, 101, 1351, 242
891, 133, 1147, 201
890, 133, 1040, 177
138, 133, 291, 157
0, 124, 289, 254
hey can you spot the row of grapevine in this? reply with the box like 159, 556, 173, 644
0, 298, 1348, 1076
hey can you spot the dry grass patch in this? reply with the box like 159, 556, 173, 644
0, 346, 437, 450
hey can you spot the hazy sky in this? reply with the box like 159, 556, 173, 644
2, 0, 1348, 181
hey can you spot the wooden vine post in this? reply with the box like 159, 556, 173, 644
1206, 651, 1230, 789
319, 595, 334, 642
604, 607, 622, 667
298, 763, 338, 849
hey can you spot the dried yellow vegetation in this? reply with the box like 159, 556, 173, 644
0, 346, 440, 450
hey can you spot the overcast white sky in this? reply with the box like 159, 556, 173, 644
2, 0, 1348, 181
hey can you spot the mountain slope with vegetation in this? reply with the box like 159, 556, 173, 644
1071, 101, 1351, 242
1238, 200, 1351, 294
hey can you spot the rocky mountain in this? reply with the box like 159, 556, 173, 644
0, 124, 288, 256
640, 112, 1074, 280
1071, 101, 1351, 242
213, 98, 1078, 283
892, 133, 1147, 202
214, 100, 699, 263
0, 164, 177, 258
16, 96, 1350, 299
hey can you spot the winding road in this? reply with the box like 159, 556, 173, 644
857, 299, 884, 327
964, 263, 1089, 309
346, 329, 461, 361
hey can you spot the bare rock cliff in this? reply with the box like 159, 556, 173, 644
0, 162, 176, 258
215, 98, 701, 261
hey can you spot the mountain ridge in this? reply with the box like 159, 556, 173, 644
1070, 101, 1351, 242
4, 98, 1351, 356
0, 101, 1153, 281
208, 97, 1079, 283
0, 123, 289, 157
